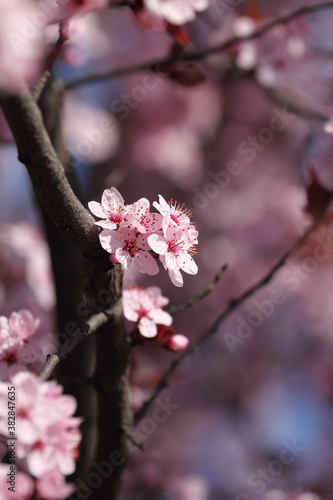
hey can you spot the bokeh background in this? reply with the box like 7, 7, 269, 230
2, 1, 333, 499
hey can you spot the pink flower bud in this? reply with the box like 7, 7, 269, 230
168, 334, 189, 352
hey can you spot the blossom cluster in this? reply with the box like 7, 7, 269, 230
0, 311, 82, 499
0, 371, 81, 499
88, 188, 198, 287
0, 310, 44, 381
123, 286, 189, 350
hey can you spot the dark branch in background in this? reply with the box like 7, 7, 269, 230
65, 1, 333, 89
230, 65, 330, 123
134, 195, 333, 424
34, 25, 68, 101
46, 24, 68, 72
0, 89, 102, 258
169, 264, 228, 316
261, 85, 329, 123
39, 306, 119, 381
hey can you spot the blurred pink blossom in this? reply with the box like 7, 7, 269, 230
63, 96, 120, 164
35, 470, 75, 500
0, 372, 81, 488
123, 286, 172, 337
0, 465, 34, 500
168, 333, 189, 351
0, 310, 43, 380
0, 0, 44, 91
144, 0, 209, 25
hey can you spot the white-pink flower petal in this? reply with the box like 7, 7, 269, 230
147, 234, 169, 255
134, 251, 159, 276
168, 268, 183, 287
138, 317, 158, 338
179, 254, 198, 275
87, 201, 107, 219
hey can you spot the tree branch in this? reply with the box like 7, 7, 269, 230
1, 85, 133, 499
0, 89, 102, 257
39, 306, 120, 381
65, 1, 333, 89
260, 85, 329, 123
134, 196, 333, 424
34, 26, 68, 101
168, 263, 228, 316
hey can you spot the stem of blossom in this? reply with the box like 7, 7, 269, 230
134, 194, 333, 424
65, 1, 333, 89
259, 83, 329, 122
46, 23, 68, 72
34, 25, 68, 101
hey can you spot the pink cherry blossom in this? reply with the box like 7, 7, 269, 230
0, 311, 43, 380
168, 334, 189, 352
0, 0, 44, 92
123, 286, 172, 338
0, 372, 82, 481
35, 470, 75, 500
25, 423, 81, 478
64, 96, 120, 163
88, 187, 133, 230
131, 198, 162, 234
150, 325, 189, 352
0, 465, 34, 500
143, 0, 209, 25
153, 195, 193, 228
0, 223, 56, 315
148, 224, 198, 287
99, 228, 159, 275
8, 310, 39, 341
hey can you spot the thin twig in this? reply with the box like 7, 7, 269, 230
65, 1, 333, 89
34, 24, 68, 101
233, 66, 330, 123
46, 24, 68, 72
134, 194, 333, 424
121, 429, 146, 451
262, 86, 329, 123
169, 263, 228, 316
39, 305, 120, 381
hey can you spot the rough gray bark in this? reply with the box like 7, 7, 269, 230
37, 74, 97, 481
0, 87, 133, 499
